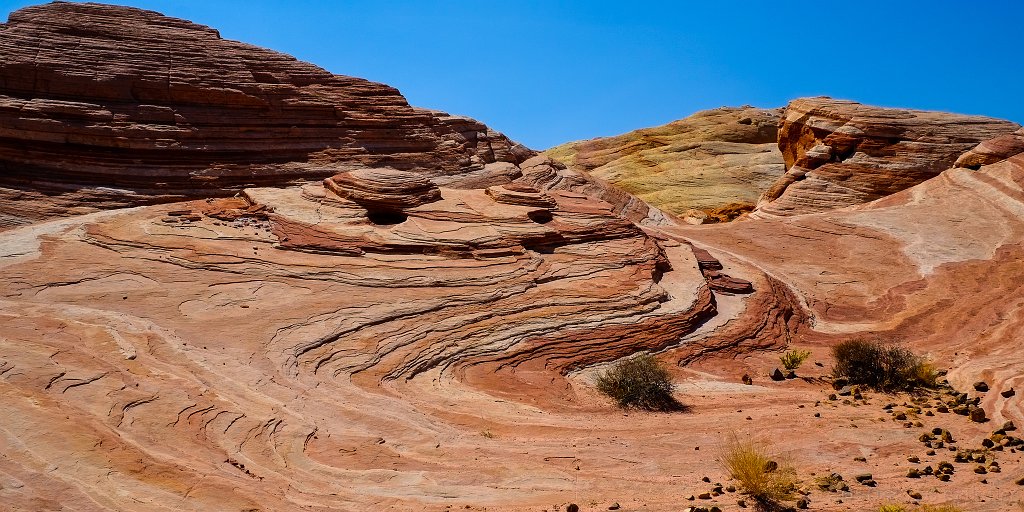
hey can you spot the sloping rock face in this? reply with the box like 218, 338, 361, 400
955, 127, 1024, 169
755, 97, 1020, 216
0, 172, 751, 509
0, 2, 533, 229
545, 106, 785, 221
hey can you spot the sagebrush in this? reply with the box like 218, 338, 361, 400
595, 353, 680, 411
831, 339, 937, 392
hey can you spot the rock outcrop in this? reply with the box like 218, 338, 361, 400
0, 171, 733, 509
0, 2, 532, 229
755, 97, 1020, 216
3, 4, 1024, 512
955, 127, 1024, 169
545, 106, 785, 221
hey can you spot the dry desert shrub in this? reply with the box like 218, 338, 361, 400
595, 353, 682, 411
720, 434, 798, 507
831, 339, 937, 392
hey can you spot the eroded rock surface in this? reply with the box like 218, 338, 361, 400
755, 97, 1020, 216
545, 106, 785, 221
2, 4, 1023, 512
0, 173, 737, 510
0, 2, 531, 229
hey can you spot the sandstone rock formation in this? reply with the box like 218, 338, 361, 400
2, 3, 1023, 512
0, 2, 532, 229
955, 127, 1024, 169
755, 97, 1020, 216
545, 106, 785, 221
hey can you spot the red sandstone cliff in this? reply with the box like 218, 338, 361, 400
0, 2, 537, 227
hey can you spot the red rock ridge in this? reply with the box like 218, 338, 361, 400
0, 2, 532, 227
754, 97, 1020, 217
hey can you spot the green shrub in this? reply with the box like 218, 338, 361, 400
831, 339, 937, 392
780, 348, 811, 370
721, 434, 798, 506
595, 353, 681, 411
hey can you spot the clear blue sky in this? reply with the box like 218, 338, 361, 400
2, 1, 1022, 149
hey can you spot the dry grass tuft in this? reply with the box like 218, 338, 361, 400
879, 505, 965, 512
720, 434, 798, 506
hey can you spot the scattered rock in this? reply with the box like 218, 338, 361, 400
770, 368, 786, 381
1002, 388, 1016, 398
970, 408, 988, 423
973, 381, 989, 392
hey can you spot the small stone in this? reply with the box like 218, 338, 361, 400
1002, 420, 1017, 431
854, 456, 867, 462
710, 507, 722, 512
907, 455, 920, 463
702, 476, 711, 483
770, 368, 786, 381
974, 381, 989, 392
796, 498, 809, 509
1002, 388, 1016, 398
814, 412, 820, 418
908, 490, 922, 499
926, 449, 936, 456
838, 385, 853, 396
936, 405, 949, 413
982, 438, 995, 448
567, 505, 579, 512
1015, 476, 1024, 485
975, 465, 987, 474
726, 485, 736, 492
698, 492, 712, 500
608, 503, 620, 510
970, 408, 988, 423
742, 374, 753, 385
907, 468, 921, 478
737, 499, 747, 508
854, 473, 873, 483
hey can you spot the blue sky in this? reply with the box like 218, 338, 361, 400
2, 1, 1022, 149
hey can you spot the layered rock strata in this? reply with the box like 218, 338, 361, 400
545, 106, 785, 220
0, 2, 531, 228
755, 97, 1020, 216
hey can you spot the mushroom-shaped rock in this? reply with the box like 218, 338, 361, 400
324, 168, 442, 211
485, 183, 557, 209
